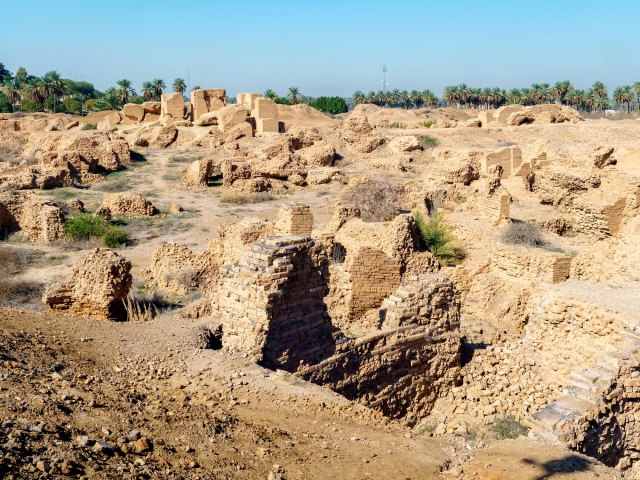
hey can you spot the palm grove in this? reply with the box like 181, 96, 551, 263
1, 63, 640, 115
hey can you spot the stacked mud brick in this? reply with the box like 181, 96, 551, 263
271, 203, 313, 236
299, 274, 461, 423
491, 243, 572, 284
190, 89, 226, 122
216, 235, 336, 370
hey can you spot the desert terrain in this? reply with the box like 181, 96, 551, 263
1, 93, 638, 480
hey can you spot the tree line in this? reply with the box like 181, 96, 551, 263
5, 63, 638, 116
0, 64, 348, 116
352, 81, 640, 113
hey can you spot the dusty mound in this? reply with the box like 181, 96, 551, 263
0, 190, 64, 242
44, 248, 132, 320
0, 114, 130, 188
99, 192, 158, 217
277, 104, 338, 128
82, 110, 116, 124
339, 106, 384, 153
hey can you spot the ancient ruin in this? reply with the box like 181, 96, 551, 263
43, 248, 132, 320
3, 79, 640, 479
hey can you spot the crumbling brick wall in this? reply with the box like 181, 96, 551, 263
298, 275, 461, 424
491, 243, 571, 284
271, 203, 313, 237
215, 235, 337, 370
346, 247, 401, 320
0, 191, 63, 242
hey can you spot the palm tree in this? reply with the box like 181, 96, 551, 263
42, 71, 65, 112
287, 86, 300, 105
591, 81, 608, 101
191, 85, 201, 91
594, 95, 609, 113
116, 79, 136, 105
457, 84, 469, 107
551, 81, 572, 104
399, 90, 410, 109
507, 88, 521, 105
633, 82, 640, 111
142, 81, 155, 101
410, 90, 422, 109
23, 78, 45, 111
264, 89, 277, 100
443, 85, 460, 108
172, 78, 187, 94
151, 79, 165, 101
565, 90, 580, 110
95, 88, 121, 111
421, 90, 438, 108
352, 90, 365, 105
1, 78, 22, 112
614, 85, 634, 113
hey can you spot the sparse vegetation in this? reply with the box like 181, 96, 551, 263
341, 179, 405, 222
418, 119, 436, 128
500, 221, 546, 247
414, 211, 465, 266
168, 155, 197, 164
64, 214, 129, 247
389, 121, 407, 129
91, 177, 130, 192
419, 135, 439, 149
219, 192, 275, 204
491, 415, 529, 439
123, 295, 159, 322
80, 123, 97, 130
0, 246, 44, 306
331, 243, 346, 264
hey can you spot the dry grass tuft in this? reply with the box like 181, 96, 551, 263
220, 192, 276, 204
122, 295, 159, 322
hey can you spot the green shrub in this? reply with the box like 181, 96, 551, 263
419, 135, 438, 148
419, 119, 436, 128
81, 123, 97, 130
102, 227, 130, 248
64, 214, 129, 247
491, 415, 529, 439
389, 122, 407, 129
414, 212, 465, 266
500, 222, 545, 247
309, 96, 348, 115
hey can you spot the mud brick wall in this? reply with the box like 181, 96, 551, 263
346, 247, 401, 321
271, 203, 313, 237
216, 235, 337, 370
491, 243, 571, 284
0, 191, 63, 242
573, 194, 627, 239
476, 188, 510, 225
567, 359, 640, 473
482, 146, 522, 178
298, 274, 461, 424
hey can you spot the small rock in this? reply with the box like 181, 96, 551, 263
92, 441, 114, 455
133, 437, 152, 453
36, 460, 51, 473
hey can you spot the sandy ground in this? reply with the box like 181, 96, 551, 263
3, 108, 637, 478
0, 307, 617, 479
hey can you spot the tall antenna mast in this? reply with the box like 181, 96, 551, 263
382, 65, 388, 92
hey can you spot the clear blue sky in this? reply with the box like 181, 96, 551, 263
1, 0, 639, 97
